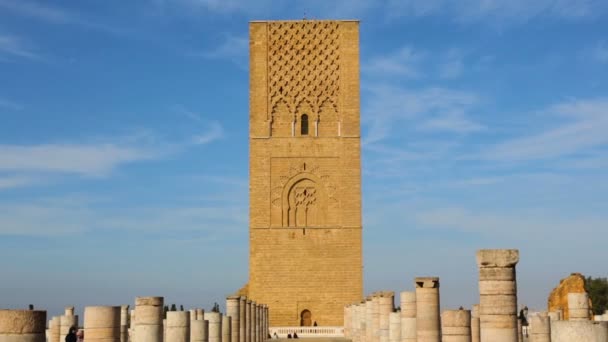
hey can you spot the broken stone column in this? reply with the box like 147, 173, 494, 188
551, 321, 607, 342
222, 315, 232, 342
60, 306, 79, 340
245, 300, 251, 342
379, 292, 395, 342
529, 313, 550, 342
84, 306, 121, 342
227, 296, 240, 342
441, 309, 471, 342
568, 293, 589, 321
0, 309, 46, 342
166, 311, 190, 342
372, 294, 381, 342
251, 302, 257, 342
389, 312, 401, 342
471, 305, 480, 342
415, 277, 441, 342
204, 312, 222, 342
191, 319, 209, 342
239, 298, 246, 342
133, 296, 164, 342
400, 291, 416, 342
120, 305, 129, 342
366, 297, 374, 342
477, 249, 519, 342
50, 316, 60, 342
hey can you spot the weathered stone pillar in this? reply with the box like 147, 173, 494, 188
0, 309, 46, 342
517, 318, 523, 342
133, 296, 164, 342
529, 313, 550, 342
366, 297, 373, 342
191, 319, 209, 342
239, 298, 246, 342
389, 312, 401, 342
551, 321, 607, 341
60, 306, 79, 340
568, 293, 589, 321
471, 305, 480, 342
50, 316, 60, 342
120, 305, 129, 342
251, 302, 257, 342
400, 291, 416, 342
477, 249, 519, 342
222, 315, 232, 342
372, 294, 381, 342
360, 302, 367, 342
547, 312, 560, 322
245, 301, 251, 342
84, 306, 121, 342
227, 296, 240, 342
204, 312, 222, 342
441, 309, 471, 342
166, 311, 190, 342
345, 305, 352, 339
379, 292, 394, 342
415, 277, 441, 342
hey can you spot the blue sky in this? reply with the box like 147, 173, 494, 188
1, 0, 607, 319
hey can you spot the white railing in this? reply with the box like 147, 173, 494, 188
269, 326, 344, 338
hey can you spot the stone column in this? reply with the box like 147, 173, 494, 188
441, 309, 471, 342
372, 294, 380, 342
415, 277, 441, 342
366, 296, 374, 342
359, 302, 367, 342
60, 306, 79, 340
239, 298, 246, 342
517, 318, 523, 342
0, 309, 46, 342
245, 301, 251, 342
251, 302, 257, 342
529, 313, 550, 342
400, 291, 416, 342
263, 305, 268, 341
227, 296, 240, 342
222, 315, 232, 342
389, 312, 401, 342
204, 312, 222, 342
166, 311, 190, 342
120, 305, 129, 342
50, 316, 60, 342
379, 292, 394, 342
477, 249, 519, 342
84, 306, 121, 342
568, 293, 589, 321
345, 305, 352, 339
192, 319, 209, 342
471, 305, 480, 342
133, 296, 164, 342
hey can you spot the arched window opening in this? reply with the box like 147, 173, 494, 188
301, 114, 309, 136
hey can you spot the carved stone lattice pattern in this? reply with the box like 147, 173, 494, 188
268, 21, 340, 121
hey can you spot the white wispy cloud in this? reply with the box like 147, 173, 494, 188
590, 41, 608, 63
0, 143, 156, 177
480, 98, 608, 161
414, 206, 607, 240
0, 34, 42, 61
363, 84, 480, 143
0, 0, 70, 23
0, 175, 37, 189
387, 0, 607, 24
191, 34, 248, 69
0, 97, 23, 110
192, 121, 224, 145
362, 47, 424, 78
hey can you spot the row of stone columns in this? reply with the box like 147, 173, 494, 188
345, 250, 524, 342
225, 296, 268, 342
44, 306, 80, 342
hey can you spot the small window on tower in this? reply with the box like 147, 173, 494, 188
301, 114, 309, 136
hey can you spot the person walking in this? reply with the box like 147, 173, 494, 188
65, 326, 78, 342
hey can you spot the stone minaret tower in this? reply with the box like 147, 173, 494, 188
246, 20, 363, 327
